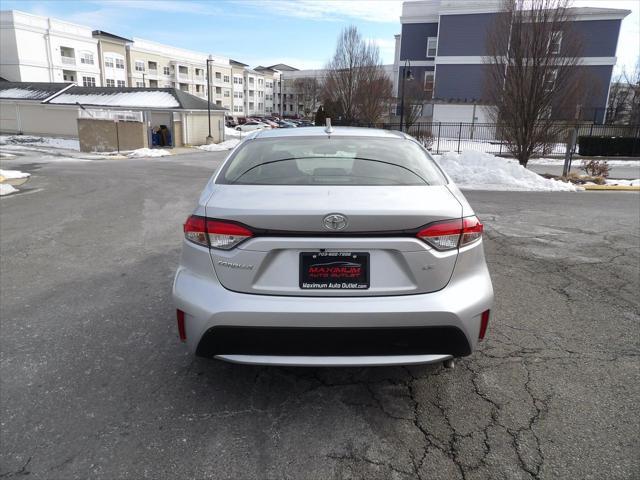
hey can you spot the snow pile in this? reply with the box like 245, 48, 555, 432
436, 150, 580, 191
0, 184, 18, 196
127, 148, 172, 158
225, 126, 243, 138
197, 139, 240, 152
605, 178, 640, 186
0, 135, 80, 151
0, 169, 31, 179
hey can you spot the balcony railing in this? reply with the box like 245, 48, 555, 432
61, 56, 75, 65
178, 73, 190, 81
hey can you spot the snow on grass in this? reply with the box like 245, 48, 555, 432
604, 178, 640, 186
0, 135, 80, 151
529, 158, 640, 166
0, 169, 31, 179
436, 150, 580, 192
127, 148, 172, 158
197, 139, 240, 152
0, 183, 18, 196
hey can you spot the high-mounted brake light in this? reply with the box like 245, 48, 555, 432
417, 216, 483, 251
183, 216, 253, 250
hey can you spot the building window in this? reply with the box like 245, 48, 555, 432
544, 69, 557, 92
105, 57, 114, 68
249, 77, 254, 85
426, 37, 438, 57
82, 76, 96, 87
549, 31, 562, 55
116, 58, 125, 69
224, 90, 230, 97
135, 61, 145, 72
136, 81, 145, 88
163, 66, 170, 75
106, 79, 115, 87
224, 75, 230, 83
216, 100, 222, 106
424, 71, 434, 99
215, 72, 221, 79
117, 80, 126, 87
80, 52, 94, 65
148, 61, 157, 71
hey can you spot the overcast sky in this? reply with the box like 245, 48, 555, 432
3, 0, 638, 74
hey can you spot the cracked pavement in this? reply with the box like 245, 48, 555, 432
1, 149, 639, 479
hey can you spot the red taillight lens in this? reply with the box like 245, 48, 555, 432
461, 216, 483, 247
184, 215, 207, 247
176, 309, 186, 341
206, 220, 253, 250
417, 216, 483, 251
184, 216, 253, 249
479, 309, 490, 340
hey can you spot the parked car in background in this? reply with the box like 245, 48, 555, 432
259, 118, 279, 128
235, 121, 270, 132
278, 120, 298, 128
173, 126, 493, 367
225, 116, 237, 128
297, 120, 315, 127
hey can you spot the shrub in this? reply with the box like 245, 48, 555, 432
581, 159, 610, 178
578, 136, 640, 156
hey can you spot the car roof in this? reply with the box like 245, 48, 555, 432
251, 126, 409, 140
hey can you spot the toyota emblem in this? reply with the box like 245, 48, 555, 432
323, 214, 348, 231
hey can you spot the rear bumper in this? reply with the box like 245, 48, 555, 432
172, 247, 493, 365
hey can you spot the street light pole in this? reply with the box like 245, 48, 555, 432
399, 59, 412, 132
206, 58, 214, 144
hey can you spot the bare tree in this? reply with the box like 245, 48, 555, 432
400, 80, 430, 130
356, 68, 393, 124
607, 69, 634, 124
631, 62, 640, 125
294, 77, 321, 119
484, 0, 586, 166
323, 26, 391, 124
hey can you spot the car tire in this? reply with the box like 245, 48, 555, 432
235, 127, 241, 131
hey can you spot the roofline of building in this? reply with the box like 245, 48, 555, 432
92, 30, 133, 43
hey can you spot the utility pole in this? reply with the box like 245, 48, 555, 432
206, 58, 214, 144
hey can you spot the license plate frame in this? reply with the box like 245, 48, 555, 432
299, 251, 370, 290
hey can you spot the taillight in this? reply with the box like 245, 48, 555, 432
417, 216, 483, 251
479, 309, 490, 340
206, 220, 253, 250
183, 215, 253, 250
184, 215, 207, 247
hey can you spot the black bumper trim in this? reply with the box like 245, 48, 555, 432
196, 326, 471, 358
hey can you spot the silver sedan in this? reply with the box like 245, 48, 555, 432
172, 126, 493, 367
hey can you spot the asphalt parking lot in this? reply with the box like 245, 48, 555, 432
1, 149, 639, 480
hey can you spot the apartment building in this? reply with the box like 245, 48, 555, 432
207, 60, 232, 111
127, 38, 228, 98
255, 66, 278, 115
395, 0, 631, 123
0, 10, 102, 86
92, 30, 131, 88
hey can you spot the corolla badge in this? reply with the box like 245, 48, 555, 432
323, 213, 348, 231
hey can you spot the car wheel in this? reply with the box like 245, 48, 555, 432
235, 127, 241, 131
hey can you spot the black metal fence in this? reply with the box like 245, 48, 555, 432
335, 121, 640, 156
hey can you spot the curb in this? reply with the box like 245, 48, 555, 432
583, 185, 640, 191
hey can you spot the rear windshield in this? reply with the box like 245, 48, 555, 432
217, 137, 447, 186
